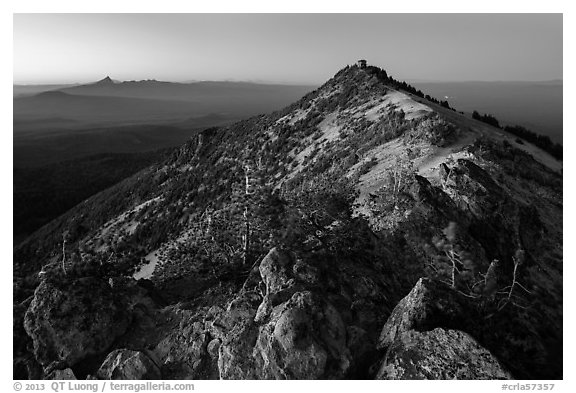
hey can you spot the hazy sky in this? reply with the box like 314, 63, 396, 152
13, 13, 562, 84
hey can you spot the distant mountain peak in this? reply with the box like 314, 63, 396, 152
35, 90, 70, 98
94, 76, 115, 85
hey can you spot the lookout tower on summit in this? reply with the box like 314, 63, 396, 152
357, 59, 367, 69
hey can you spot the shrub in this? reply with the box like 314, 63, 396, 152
430, 222, 475, 289
472, 111, 501, 128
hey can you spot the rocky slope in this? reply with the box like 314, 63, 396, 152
13, 63, 563, 380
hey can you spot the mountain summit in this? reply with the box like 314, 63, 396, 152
14, 63, 563, 380
94, 76, 115, 85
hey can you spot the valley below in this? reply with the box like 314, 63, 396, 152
13, 79, 314, 243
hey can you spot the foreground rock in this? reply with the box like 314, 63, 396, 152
217, 248, 386, 379
97, 349, 161, 380
375, 277, 512, 379
377, 277, 473, 349
254, 291, 351, 379
376, 328, 512, 379
46, 368, 77, 380
153, 307, 217, 379
24, 277, 131, 369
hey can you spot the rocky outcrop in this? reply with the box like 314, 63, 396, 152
153, 311, 215, 379
375, 277, 512, 379
377, 278, 473, 349
255, 248, 305, 322
438, 159, 522, 276
46, 368, 77, 380
376, 328, 512, 379
441, 159, 507, 219
409, 174, 460, 216
24, 277, 131, 369
214, 254, 514, 380
253, 291, 350, 379
18, 249, 540, 380
217, 248, 384, 379
217, 315, 260, 379
97, 349, 161, 380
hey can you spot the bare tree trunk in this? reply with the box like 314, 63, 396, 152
508, 261, 518, 300
206, 214, 212, 235
448, 249, 456, 288
392, 168, 398, 206
243, 207, 250, 265
451, 258, 456, 288
61, 238, 67, 275
243, 165, 251, 266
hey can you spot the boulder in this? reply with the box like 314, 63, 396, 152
377, 278, 472, 350
219, 249, 345, 379
219, 291, 351, 379
208, 290, 261, 338
257, 249, 304, 319
292, 259, 321, 286
24, 278, 130, 368
153, 309, 212, 379
207, 339, 221, 359
218, 246, 395, 379
376, 328, 512, 380
259, 248, 295, 295
441, 159, 507, 219
202, 338, 222, 380
407, 174, 462, 220
375, 277, 514, 380
46, 368, 76, 380
97, 349, 161, 380
218, 320, 260, 379
254, 291, 350, 379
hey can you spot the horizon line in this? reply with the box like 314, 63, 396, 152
14, 77, 564, 87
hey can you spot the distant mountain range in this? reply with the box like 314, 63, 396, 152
13, 77, 317, 128
14, 90, 203, 124
58, 77, 315, 102
13, 83, 78, 97
12, 78, 319, 242
14, 77, 562, 143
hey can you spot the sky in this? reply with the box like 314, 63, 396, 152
13, 13, 563, 85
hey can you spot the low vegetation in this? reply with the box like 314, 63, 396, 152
472, 110, 562, 160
